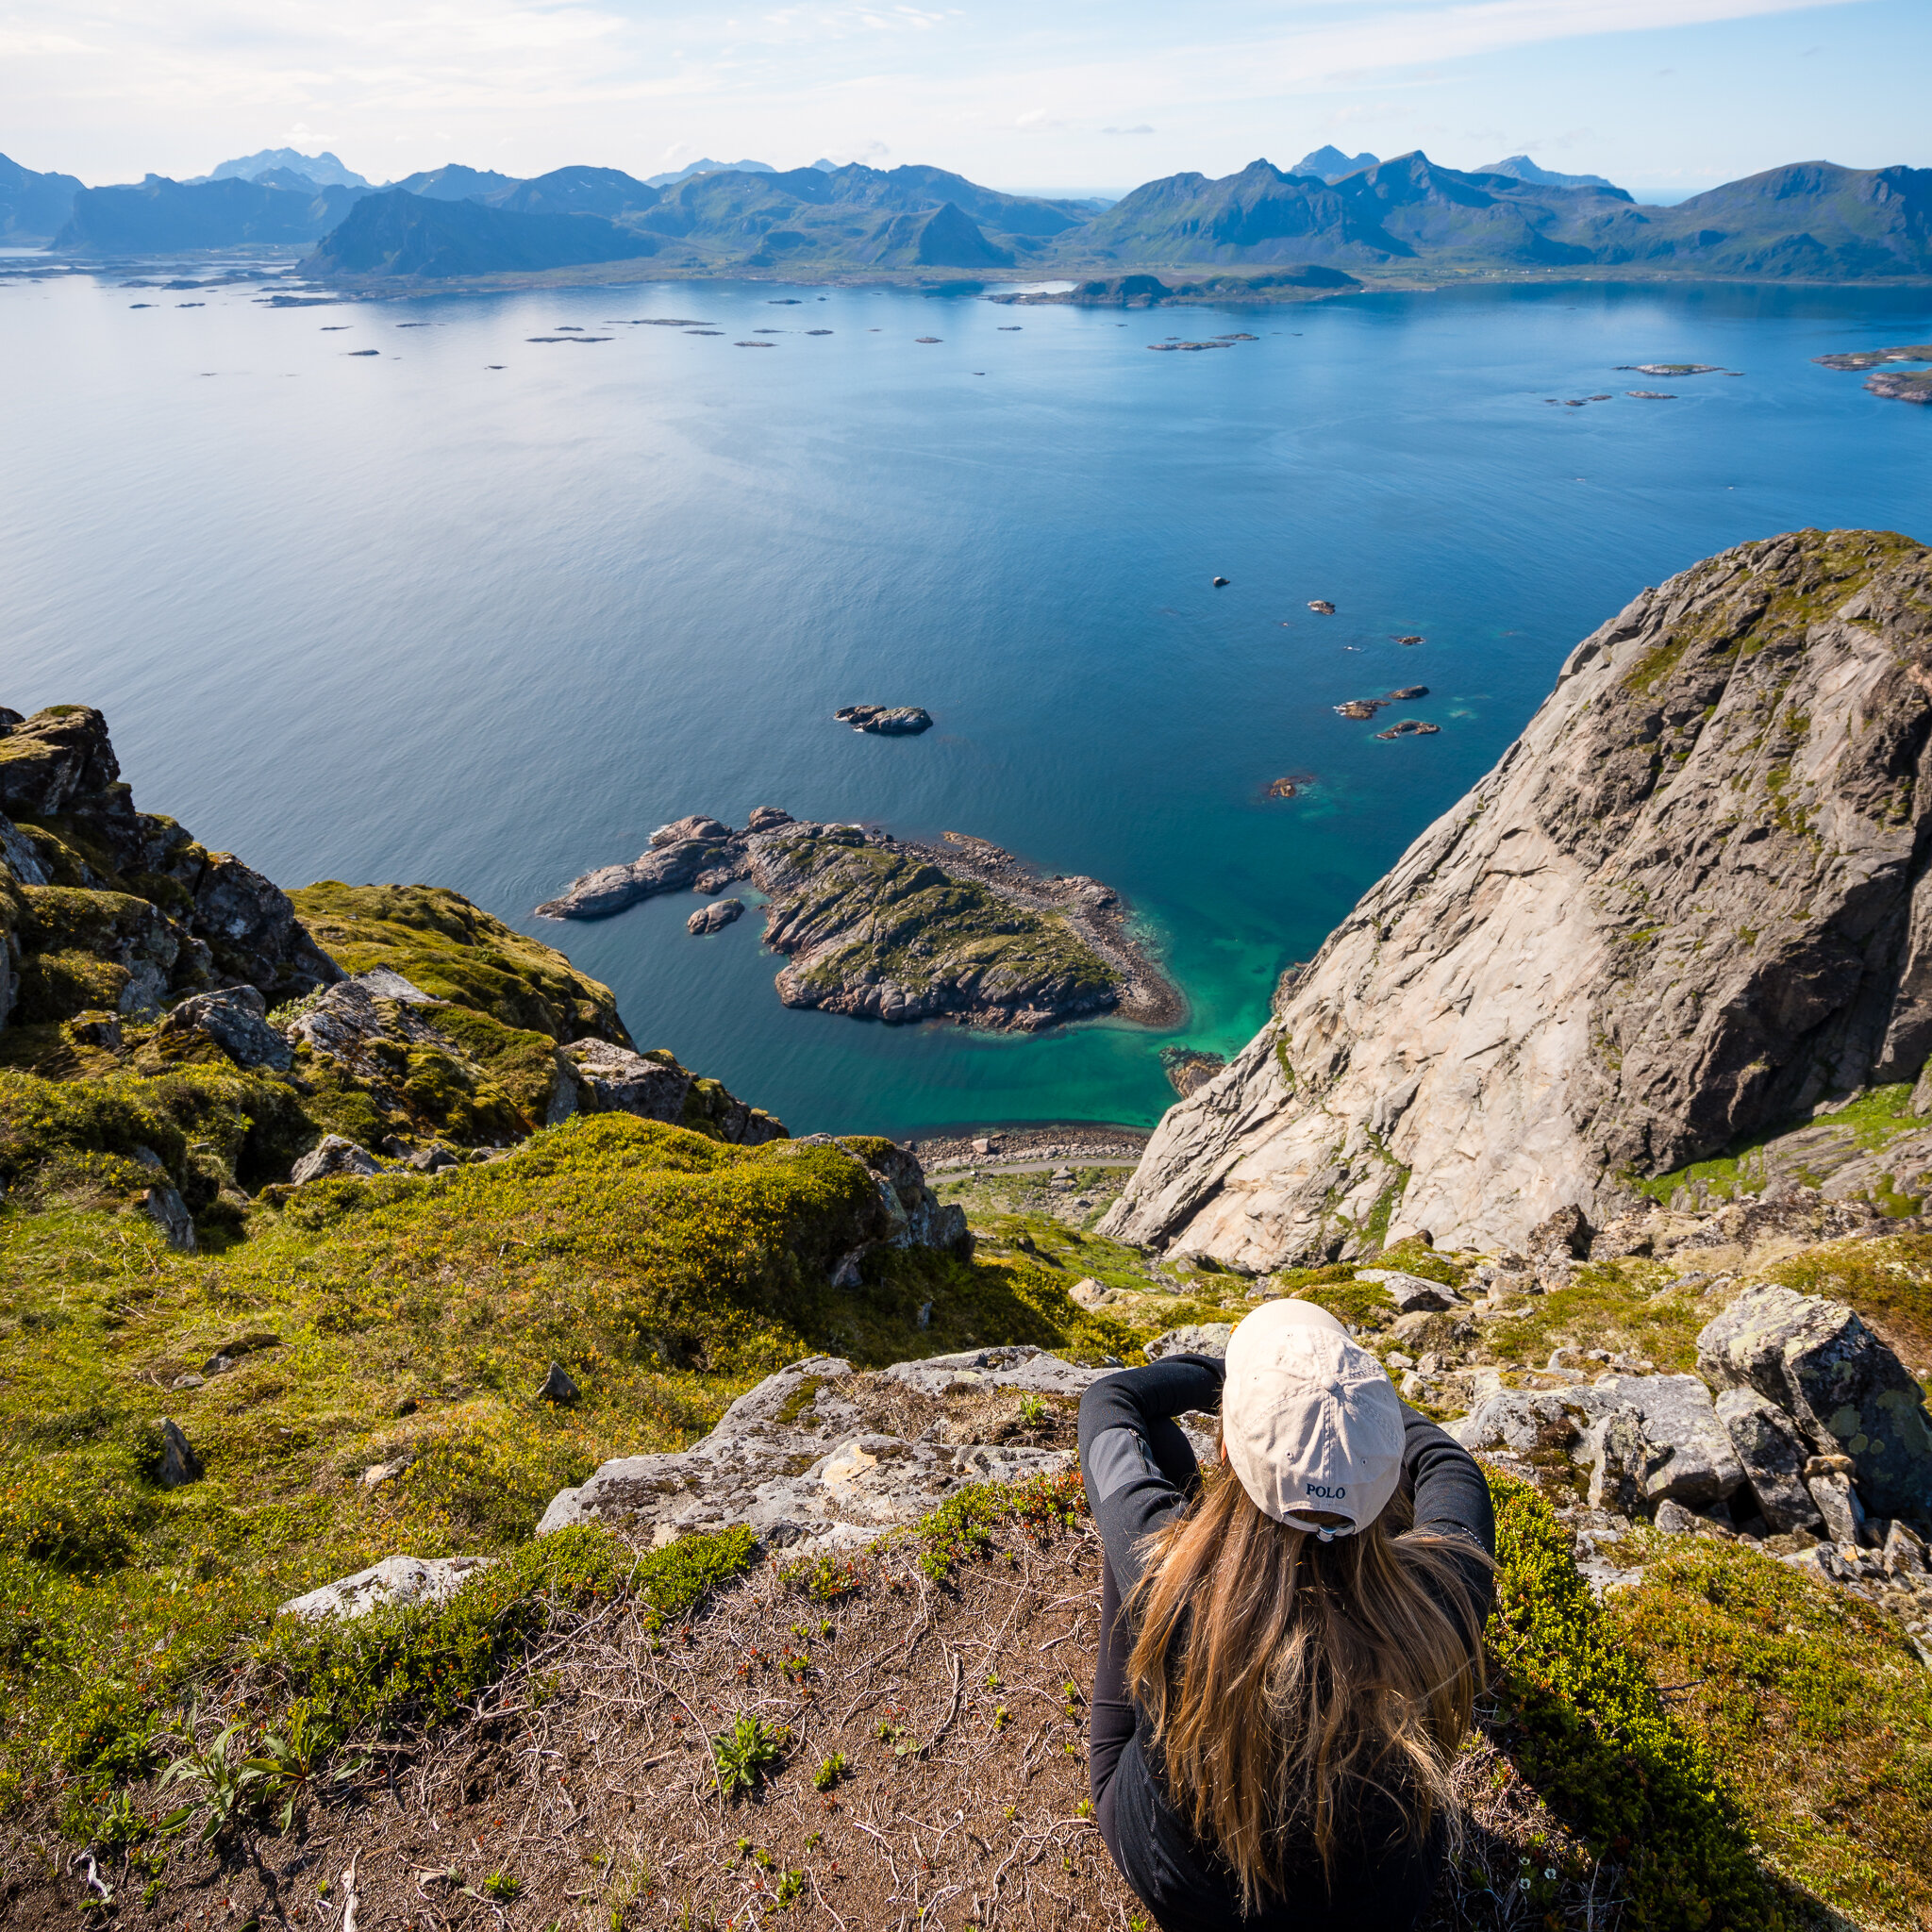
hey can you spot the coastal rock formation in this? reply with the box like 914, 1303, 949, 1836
536, 1347, 1098, 1551
687, 898, 744, 935
539, 812, 1179, 1033
1160, 1046, 1226, 1098
834, 705, 933, 735
751, 821, 1157, 1030
1101, 530, 1932, 1266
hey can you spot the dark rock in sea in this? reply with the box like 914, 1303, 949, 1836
1385, 686, 1429, 701
688, 899, 745, 935
1265, 771, 1315, 800
1212, 576, 1229, 588
1374, 719, 1441, 740
835, 706, 933, 735
1627, 391, 1676, 400
1161, 1046, 1227, 1099
1335, 699, 1385, 720
1307, 599, 1335, 614
1395, 634, 1424, 644
916, 336, 941, 343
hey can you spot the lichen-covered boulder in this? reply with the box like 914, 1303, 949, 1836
1697, 1284, 1932, 1520
561, 1039, 788, 1146
1144, 1324, 1235, 1361
537, 1348, 1100, 1552
279, 1554, 494, 1622
158, 985, 292, 1072
290, 1135, 383, 1185
1355, 1268, 1461, 1314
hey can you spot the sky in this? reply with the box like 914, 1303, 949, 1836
2, 0, 1925, 202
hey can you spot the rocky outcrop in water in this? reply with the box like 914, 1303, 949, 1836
1101, 530, 1932, 1266
538, 811, 1179, 1033
835, 705, 933, 735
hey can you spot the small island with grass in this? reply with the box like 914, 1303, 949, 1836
538, 810, 1181, 1032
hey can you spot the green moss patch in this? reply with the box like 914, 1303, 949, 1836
1484, 1469, 1785, 1929
1607, 1535, 1932, 1928
290, 881, 629, 1045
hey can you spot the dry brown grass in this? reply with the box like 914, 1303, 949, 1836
2, 1508, 1649, 1932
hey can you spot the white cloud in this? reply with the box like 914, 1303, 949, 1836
0, 0, 1904, 189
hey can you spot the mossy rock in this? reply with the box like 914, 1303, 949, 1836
291, 882, 630, 1045
11, 949, 131, 1026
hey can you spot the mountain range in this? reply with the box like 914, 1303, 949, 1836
8, 144, 1930, 286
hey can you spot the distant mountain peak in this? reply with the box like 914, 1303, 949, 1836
201, 148, 369, 190
644, 158, 779, 189
1292, 145, 1379, 184
1476, 154, 1622, 193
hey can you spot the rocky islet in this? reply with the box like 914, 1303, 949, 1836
538, 809, 1181, 1034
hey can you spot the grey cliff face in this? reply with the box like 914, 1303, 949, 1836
1100, 529, 1932, 1265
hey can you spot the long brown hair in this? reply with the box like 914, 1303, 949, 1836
1124, 1462, 1487, 1911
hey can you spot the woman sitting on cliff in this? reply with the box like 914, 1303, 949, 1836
1077, 1299, 1494, 1932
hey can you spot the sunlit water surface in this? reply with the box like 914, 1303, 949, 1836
6, 265, 1930, 1137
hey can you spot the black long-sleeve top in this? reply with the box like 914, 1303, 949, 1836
1077, 1354, 1495, 1932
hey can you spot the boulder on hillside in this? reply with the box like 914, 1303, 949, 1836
537, 1349, 1097, 1551
1714, 1386, 1823, 1533
1356, 1268, 1461, 1314
560, 1039, 788, 1145
279, 1554, 494, 1622
290, 1135, 383, 1185
158, 985, 292, 1071
1452, 1371, 1744, 1510
1697, 1284, 1932, 1521
1144, 1324, 1235, 1361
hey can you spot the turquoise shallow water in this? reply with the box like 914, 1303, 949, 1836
5, 268, 1931, 1138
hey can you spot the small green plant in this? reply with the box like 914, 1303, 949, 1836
156, 1717, 258, 1849
1017, 1391, 1047, 1427
481, 1867, 523, 1902
813, 1752, 850, 1791
709, 1715, 787, 1798
779, 1552, 863, 1601
774, 1869, 807, 1909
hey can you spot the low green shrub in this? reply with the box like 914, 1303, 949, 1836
256, 1523, 753, 1737
911, 1468, 1086, 1584
1484, 1468, 1782, 1930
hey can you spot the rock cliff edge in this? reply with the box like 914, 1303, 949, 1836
1101, 528, 1932, 1266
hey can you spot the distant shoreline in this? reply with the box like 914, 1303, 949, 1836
14, 250, 1931, 306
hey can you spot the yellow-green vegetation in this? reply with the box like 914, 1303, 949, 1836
1608, 1536, 1932, 1929
0, 1113, 1142, 1816
1767, 1229, 1932, 1371
1635, 1082, 1923, 1208
289, 882, 630, 1045
1486, 1257, 1706, 1372
1484, 1469, 1786, 1929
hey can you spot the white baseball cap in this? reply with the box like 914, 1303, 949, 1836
1222, 1299, 1406, 1539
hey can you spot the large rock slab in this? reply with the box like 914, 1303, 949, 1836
1451, 1371, 1743, 1509
1099, 532, 1932, 1266
158, 984, 292, 1072
1698, 1284, 1932, 1520
536, 1348, 1105, 1552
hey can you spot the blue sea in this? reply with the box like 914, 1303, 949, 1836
5, 263, 1930, 1139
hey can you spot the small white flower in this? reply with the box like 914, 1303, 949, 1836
1545, 1867, 1557, 1881
1519, 1878, 1531, 1891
